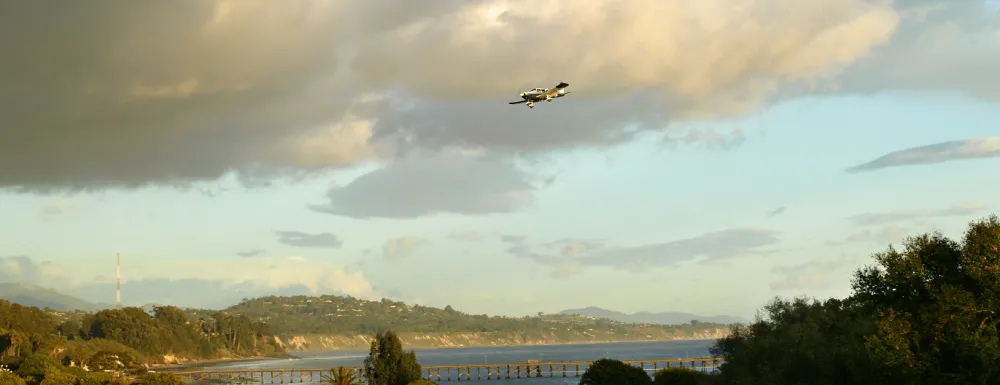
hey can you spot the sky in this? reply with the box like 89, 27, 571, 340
1, 0, 999, 319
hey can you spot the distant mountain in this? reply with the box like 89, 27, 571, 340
0, 282, 113, 311
558, 306, 746, 325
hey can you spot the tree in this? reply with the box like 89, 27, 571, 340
579, 358, 651, 385
652, 367, 711, 385
321, 366, 361, 385
852, 215, 1000, 384
363, 330, 422, 385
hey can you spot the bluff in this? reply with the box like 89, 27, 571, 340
220, 295, 732, 351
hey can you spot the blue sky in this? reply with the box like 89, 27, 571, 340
1, 0, 999, 319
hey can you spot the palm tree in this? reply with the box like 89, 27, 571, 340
321, 366, 361, 385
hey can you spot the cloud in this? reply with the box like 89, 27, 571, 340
766, 207, 787, 218
236, 249, 267, 258
448, 230, 483, 242
382, 237, 427, 261
770, 255, 855, 292
832, 2, 1000, 100
6, 255, 376, 309
826, 226, 909, 246
846, 137, 1000, 172
507, 229, 781, 278
274, 231, 342, 248
846, 203, 990, 226
0, 0, 912, 192
0, 256, 74, 285
38, 201, 72, 220
311, 152, 537, 219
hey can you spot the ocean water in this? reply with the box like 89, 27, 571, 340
195, 339, 717, 384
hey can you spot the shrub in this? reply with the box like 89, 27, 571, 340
579, 358, 652, 385
134, 372, 185, 385
0, 371, 27, 385
14, 354, 58, 379
76, 372, 114, 385
38, 371, 76, 385
652, 367, 710, 385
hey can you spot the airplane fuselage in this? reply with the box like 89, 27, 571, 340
511, 82, 570, 108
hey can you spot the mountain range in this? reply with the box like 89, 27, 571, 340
0, 282, 112, 311
558, 306, 746, 325
0, 282, 746, 325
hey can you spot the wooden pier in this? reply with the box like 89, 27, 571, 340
173, 357, 720, 383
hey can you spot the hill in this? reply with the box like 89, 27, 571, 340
559, 306, 746, 325
0, 282, 112, 311
220, 295, 735, 351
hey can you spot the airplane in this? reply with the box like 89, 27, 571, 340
508, 82, 570, 108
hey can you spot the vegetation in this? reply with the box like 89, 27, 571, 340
652, 367, 712, 385
321, 366, 361, 385
0, 300, 284, 384
579, 358, 652, 385
711, 214, 1000, 385
222, 296, 728, 342
363, 330, 422, 385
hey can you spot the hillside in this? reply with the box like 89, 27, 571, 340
559, 306, 746, 325
220, 295, 734, 351
0, 282, 112, 311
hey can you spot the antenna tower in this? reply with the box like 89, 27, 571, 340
116, 253, 121, 309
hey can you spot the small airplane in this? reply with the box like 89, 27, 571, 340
508, 82, 570, 108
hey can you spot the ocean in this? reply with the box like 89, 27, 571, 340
194, 339, 717, 384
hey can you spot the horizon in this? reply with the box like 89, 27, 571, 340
2, 1, 999, 321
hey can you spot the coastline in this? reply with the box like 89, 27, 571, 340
166, 337, 721, 371
152, 353, 292, 372
274, 329, 730, 352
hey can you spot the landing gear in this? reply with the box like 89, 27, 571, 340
526, 102, 535, 108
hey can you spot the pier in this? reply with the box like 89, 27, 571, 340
173, 357, 721, 383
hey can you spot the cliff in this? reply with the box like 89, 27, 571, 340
273, 328, 730, 351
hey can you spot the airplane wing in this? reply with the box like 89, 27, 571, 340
508, 100, 528, 104
543, 82, 569, 98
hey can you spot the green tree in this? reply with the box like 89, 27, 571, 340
0, 371, 27, 385
321, 366, 361, 385
652, 367, 711, 385
363, 330, 421, 385
852, 215, 1000, 384
38, 370, 76, 385
134, 372, 186, 385
579, 358, 651, 385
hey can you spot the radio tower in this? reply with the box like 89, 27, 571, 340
116, 253, 121, 309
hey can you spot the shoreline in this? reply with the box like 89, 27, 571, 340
168, 338, 719, 370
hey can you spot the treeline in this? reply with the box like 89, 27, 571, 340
708, 214, 1000, 385
223, 296, 728, 337
1, 303, 285, 371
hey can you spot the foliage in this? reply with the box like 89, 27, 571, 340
578, 358, 652, 385
321, 366, 361, 385
363, 330, 422, 385
1, 296, 284, 367
852, 215, 1000, 384
221, 296, 728, 337
76, 372, 114, 385
713, 214, 1000, 385
13, 354, 59, 379
133, 373, 185, 385
38, 370, 76, 385
652, 367, 711, 385
0, 371, 27, 385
